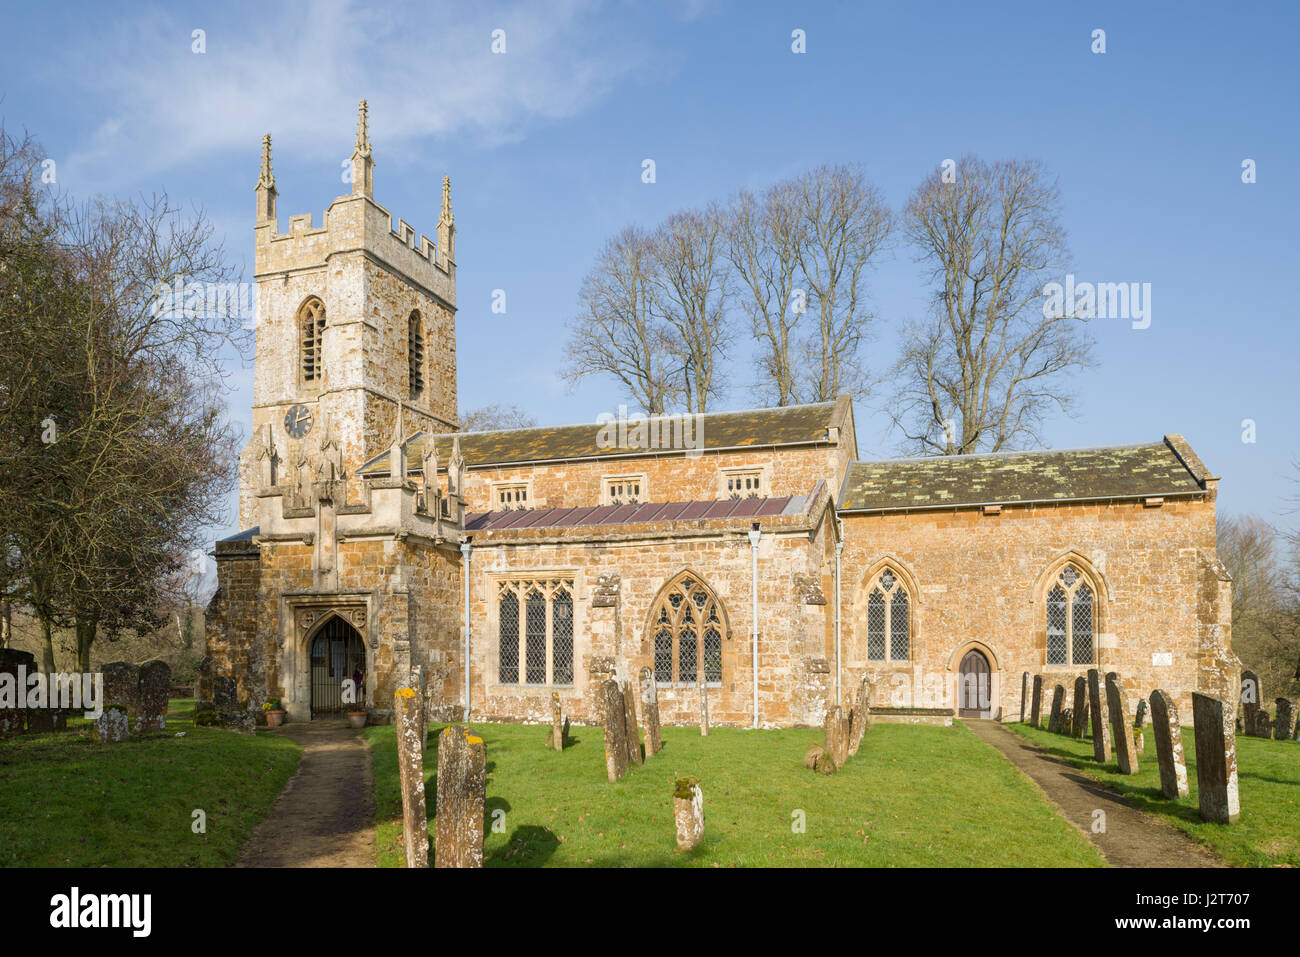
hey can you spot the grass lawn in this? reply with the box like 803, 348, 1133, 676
0, 697, 301, 867
364, 719, 1104, 867
1009, 722, 1300, 867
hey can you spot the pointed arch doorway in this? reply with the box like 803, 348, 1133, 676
309, 616, 367, 718
957, 648, 991, 718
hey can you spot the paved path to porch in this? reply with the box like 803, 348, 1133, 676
235, 720, 376, 868
965, 720, 1223, 868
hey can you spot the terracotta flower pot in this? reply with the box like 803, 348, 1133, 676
347, 711, 367, 729
264, 709, 286, 728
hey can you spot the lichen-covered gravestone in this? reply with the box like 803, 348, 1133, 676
1133, 697, 1147, 756
1192, 692, 1240, 823
1240, 669, 1261, 736
848, 676, 871, 756
1149, 689, 1189, 799
1072, 676, 1088, 738
673, 777, 704, 852
394, 688, 429, 867
804, 744, 825, 769
550, 691, 564, 751
435, 725, 486, 868
1105, 672, 1139, 774
137, 660, 171, 733
1274, 698, 1296, 742
1029, 674, 1044, 729
601, 679, 629, 783
1048, 684, 1065, 734
639, 667, 662, 757
1020, 671, 1031, 723
824, 705, 847, 766
620, 676, 642, 766
1087, 669, 1111, 762
95, 662, 140, 743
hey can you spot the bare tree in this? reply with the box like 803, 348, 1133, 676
890, 156, 1093, 455
1218, 513, 1300, 698
650, 205, 733, 413
563, 226, 676, 414
460, 403, 537, 432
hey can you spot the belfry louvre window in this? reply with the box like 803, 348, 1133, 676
1046, 565, 1094, 666
497, 579, 574, 685
494, 483, 529, 509
865, 568, 909, 662
724, 470, 762, 499
408, 311, 425, 399
603, 476, 643, 505
650, 574, 724, 686
298, 297, 326, 389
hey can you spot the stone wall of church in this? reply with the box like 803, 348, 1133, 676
838, 495, 1235, 721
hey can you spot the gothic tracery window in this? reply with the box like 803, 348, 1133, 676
649, 574, 725, 686
298, 297, 326, 390
497, 579, 574, 685
1045, 564, 1095, 666
866, 567, 910, 662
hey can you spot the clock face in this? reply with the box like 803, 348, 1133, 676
284, 404, 314, 439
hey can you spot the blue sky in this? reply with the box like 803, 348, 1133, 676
3, 0, 1297, 544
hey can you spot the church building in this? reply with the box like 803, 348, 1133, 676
206, 105, 1239, 730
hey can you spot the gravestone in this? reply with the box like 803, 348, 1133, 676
0, 649, 35, 734
562, 716, 570, 746
1087, 669, 1111, 762
1274, 698, 1296, 741
394, 688, 429, 867
1061, 708, 1073, 735
674, 777, 704, 851
1133, 697, 1147, 756
550, 692, 564, 751
1254, 711, 1273, 739
137, 660, 171, 733
1072, 676, 1088, 738
1192, 693, 1240, 824
27, 707, 67, 733
1030, 674, 1044, 729
601, 679, 629, 783
102, 662, 141, 731
639, 667, 662, 757
848, 676, 871, 756
93, 705, 130, 743
194, 655, 214, 705
824, 706, 847, 766
212, 675, 237, 711
1240, 669, 1261, 736
1048, 684, 1065, 734
1149, 689, 1189, 799
435, 724, 486, 867
621, 677, 642, 766
1105, 672, 1139, 774
804, 744, 825, 769
1020, 671, 1031, 723
698, 670, 710, 736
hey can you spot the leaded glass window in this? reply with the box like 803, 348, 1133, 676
496, 579, 576, 686
865, 568, 910, 662
647, 574, 727, 685
1045, 565, 1095, 666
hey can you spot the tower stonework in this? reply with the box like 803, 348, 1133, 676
237, 100, 457, 530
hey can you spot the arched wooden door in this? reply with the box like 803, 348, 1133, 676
957, 649, 991, 718
309, 616, 366, 717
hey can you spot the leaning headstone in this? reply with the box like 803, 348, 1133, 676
601, 679, 629, 783
394, 687, 429, 867
639, 667, 662, 757
1048, 684, 1065, 734
698, 669, 710, 736
1087, 669, 1111, 762
824, 706, 847, 766
1274, 698, 1296, 742
1133, 697, 1147, 756
1020, 671, 1031, 723
848, 676, 871, 756
435, 725, 486, 868
673, 777, 704, 852
1240, 669, 1261, 737
0, 649, 35, 734
1072, 676, 1088, 738
1192, 693, 1240, 823
1030, 674, 1044, 729
137, 660, 171, 733
1149, 689, 1189, 799
550, 692, 564, 751
621, 677, 642, 766
1105, 672, 1139, 774
1061, 708, 1073, 736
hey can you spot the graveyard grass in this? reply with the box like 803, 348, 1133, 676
363, 720, 1105, 867
0, 699, 301, 866
1010, 722, 1300, 867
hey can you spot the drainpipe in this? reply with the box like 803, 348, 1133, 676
460, 536, 473, 721
748, 522, 762, 729
834, 516, 844, 707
